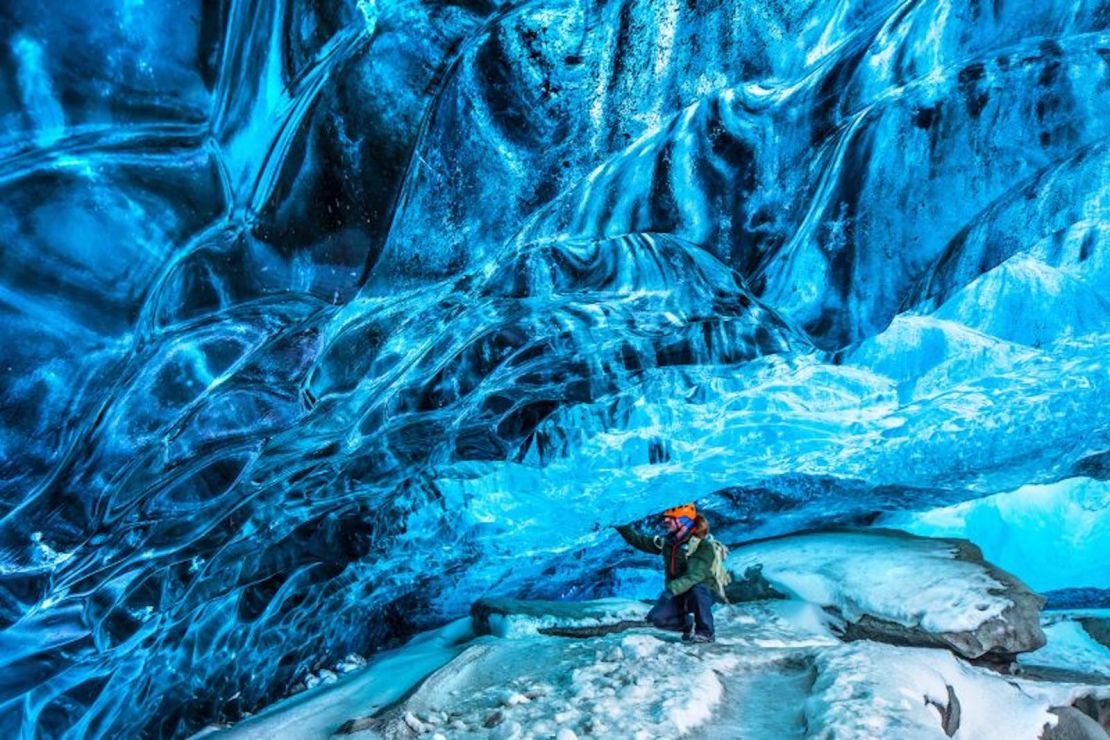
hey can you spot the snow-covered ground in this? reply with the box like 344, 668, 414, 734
210, 599, 1108, 739
201, 530, 1109, 739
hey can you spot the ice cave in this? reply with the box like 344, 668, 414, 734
1, 0, 1108, 737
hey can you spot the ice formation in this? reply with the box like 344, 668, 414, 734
884, 477, 1110, 593
1024, 613, 1110, 680
1, 0, 1109, 735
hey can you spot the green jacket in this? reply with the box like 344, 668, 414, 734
615, 524, 715, 596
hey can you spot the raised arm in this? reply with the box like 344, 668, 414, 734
614, 524, 664, 554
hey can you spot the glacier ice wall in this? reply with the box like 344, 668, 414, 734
882, 477, 1110, 593
1, 0, 1109, 735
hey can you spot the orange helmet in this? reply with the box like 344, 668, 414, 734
663, 503, 697, 522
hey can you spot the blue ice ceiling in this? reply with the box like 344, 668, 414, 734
2, 0, 1109, 736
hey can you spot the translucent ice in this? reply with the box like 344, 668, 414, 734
1, 0, 1108, 735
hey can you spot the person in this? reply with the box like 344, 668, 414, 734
615, 504, 718, 643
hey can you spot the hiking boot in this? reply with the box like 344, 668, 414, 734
680, 629, 696, 642
689, 633, 715, 644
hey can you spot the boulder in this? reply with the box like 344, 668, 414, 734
1073, 695, 1110, 734
1042, 706, 1110, 740
723, 564, 788, 603
729, 528, 1046, 661
1079, 617, 1110, 652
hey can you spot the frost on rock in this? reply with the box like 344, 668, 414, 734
729, 529, 1046, 659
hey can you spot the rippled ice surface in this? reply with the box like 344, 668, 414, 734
1, 0, 1109, 736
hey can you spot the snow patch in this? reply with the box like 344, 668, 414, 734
731, 531, 1011, 633
806, 642, 1096, 739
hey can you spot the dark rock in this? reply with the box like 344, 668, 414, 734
724, 564, 789, 603
470, 598, 550, 635
1079, 617, 1110, 652
1073, 694, 1110, 733
951, 538, 1047, 659
1014, 663, 1110, 686
538, 621, 647, 638
335, 715, 379, 735
925, 684, 961, 737
1041, 706, 1110, 740
834, 590, 1044, 663
943, 684, 962, 736
893, 534, 1046, 661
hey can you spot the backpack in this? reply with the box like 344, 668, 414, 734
706, 537, 732, 603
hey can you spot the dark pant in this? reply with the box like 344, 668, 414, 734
646, 584, 715, 637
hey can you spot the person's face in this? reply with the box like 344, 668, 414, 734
663, 516, 680, 533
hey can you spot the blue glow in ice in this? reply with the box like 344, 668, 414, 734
1, 0, 1108, 735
